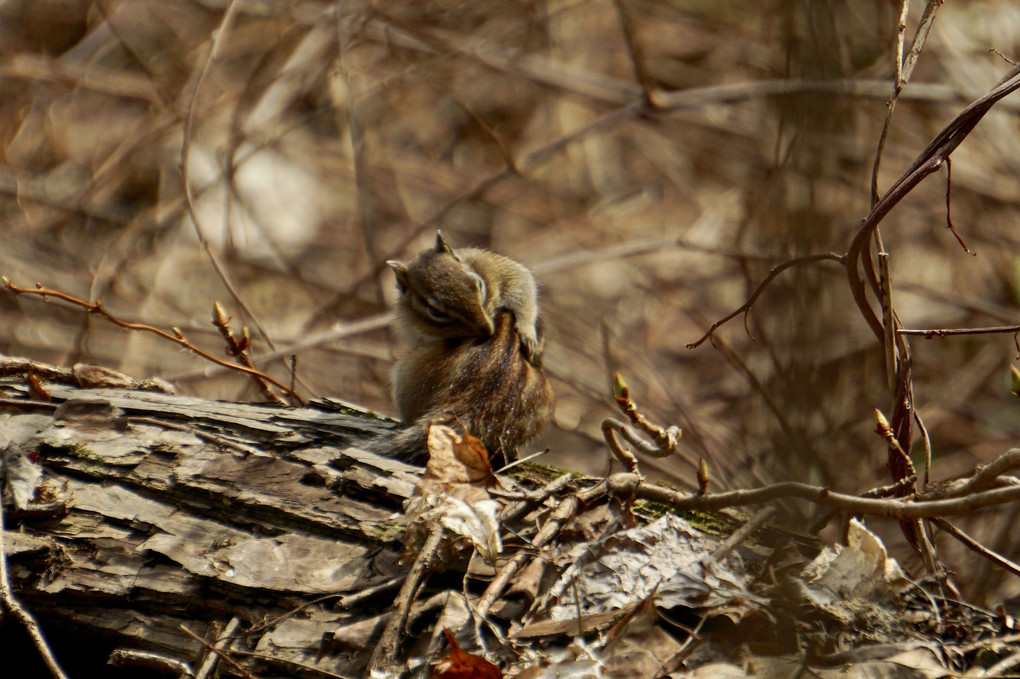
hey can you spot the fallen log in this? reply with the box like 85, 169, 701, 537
1, 371, 418, 678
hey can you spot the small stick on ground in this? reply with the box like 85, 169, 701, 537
477, 495, 582, 618
705, 507, 776, 565
180, 620, 258, 679
500, 473, 573, 524
0, 485, 70, 679
367, 524, 446, 673
194, 616, 243, 679
108, 648, 194, 676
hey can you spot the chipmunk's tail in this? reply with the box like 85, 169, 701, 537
369, 423, 429, 464
367, 418, 514, 467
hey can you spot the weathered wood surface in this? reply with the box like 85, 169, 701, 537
1, 378, 421, 677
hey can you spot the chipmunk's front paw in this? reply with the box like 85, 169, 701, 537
518, 327, 542, 364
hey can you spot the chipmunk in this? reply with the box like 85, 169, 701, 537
384, 232, 554, 463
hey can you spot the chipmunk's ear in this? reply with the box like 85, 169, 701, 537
387, 260, 409, 293
435, 230, 454, 254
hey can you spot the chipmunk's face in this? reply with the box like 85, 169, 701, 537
388, 238, 494, 342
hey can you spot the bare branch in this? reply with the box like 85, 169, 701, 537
943, 158, 976, 255
636, 478, 1020, 520
1, 279, 303, 404
686, 253, 844, 348
847, 64, 1020, 343
933, 518, 1020, 580
897, 325, 1020, 338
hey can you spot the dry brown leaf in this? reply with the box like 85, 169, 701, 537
428, 627, 502, 679
424, 423, 494, 486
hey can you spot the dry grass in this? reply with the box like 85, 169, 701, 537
1, 1, 1018, 602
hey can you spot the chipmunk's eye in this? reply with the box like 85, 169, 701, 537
471, 272, 487, 300
422, 298, 451, 323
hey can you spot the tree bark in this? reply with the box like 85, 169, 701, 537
1, 375, 415, 678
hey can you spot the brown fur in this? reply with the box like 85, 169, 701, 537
384, 234, 554, 463
393, 311, 553, 460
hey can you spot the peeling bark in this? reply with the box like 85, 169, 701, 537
2, 378, 415, 678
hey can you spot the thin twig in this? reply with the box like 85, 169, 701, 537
878, 251, 898, 393
943, 157, 975, 255
661, 614, 707, 672
181, 0, 279, 358
985, 652, 1020, 676
0, 483, 70, 679
972, 502, 1020, 601
902, 1, 943, 83
170, 312, 394, 382
336, 2, 388, 313
179, 622, 258, 679
601, 418, 640, 472
500, 473, 573, 524
875, 408, 916, 481
212, 302, 284, 404
610, 0, 654, 105
870, 0, 910, 207
610, 373, 681, 457
705, 507, 776, 564
635, 477, 1020, 520
870, 0, 942, 206
686, 253, 844, 348
334, 577, 403, 610
653, 77, 1000, 111
915, 411, 933, 490
704, 328, 797, 444
1, 278, 303, 404
532, 236, 782, 276
897, 325, 1020, 337
360, 13, 1020, 114
938, 448, 1020, 498
846, 65, 1020, 342
195, 617, 243, 679
108, 648, 194, 676
933, 518, 1020, 580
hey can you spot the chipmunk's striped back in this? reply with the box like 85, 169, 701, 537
391, 310, 553, 462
